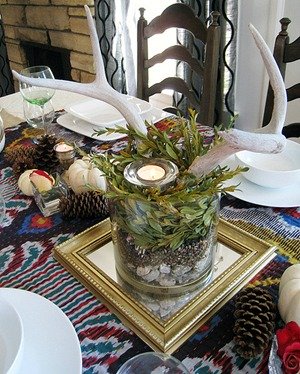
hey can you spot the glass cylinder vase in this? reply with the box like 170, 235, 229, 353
110, 194, 219, 296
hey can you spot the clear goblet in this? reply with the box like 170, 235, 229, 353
19, 66, 55, 136
23, 100, 55, 141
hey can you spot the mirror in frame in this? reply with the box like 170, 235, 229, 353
53, 218, 277, 354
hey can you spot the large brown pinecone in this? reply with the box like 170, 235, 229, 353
5, 145, 37, 175
5, 145, 37, 165
233, 287, 276, 359
59, 191, 109, 219
35, 134, 60, 173
12, 155, 37, 176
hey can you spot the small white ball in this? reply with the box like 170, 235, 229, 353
18, 169, 37, 196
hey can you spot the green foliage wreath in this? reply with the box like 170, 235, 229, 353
89, 111, 245, 251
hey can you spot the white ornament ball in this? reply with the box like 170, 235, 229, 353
67, 158, 107, 194
279, 263, 300, 294
29, 170, 55, 192
18, 169, 37, 196
278, 264, 300, 323
285, 294, 300, 325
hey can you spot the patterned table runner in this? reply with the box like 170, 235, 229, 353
0, 119, 299, 373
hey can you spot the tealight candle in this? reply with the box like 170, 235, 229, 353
54, 142, 76, 170
137, 164, 166, 181
124, 158, 178, 189
55, 143, 74, 153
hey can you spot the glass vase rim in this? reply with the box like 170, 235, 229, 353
116, 351, 189, 373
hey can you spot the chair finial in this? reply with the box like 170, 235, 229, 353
139, 8, 145, 19
211, 11, 220, 25
279, 18, 291, 36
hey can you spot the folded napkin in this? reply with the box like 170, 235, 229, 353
1, 109, 23, 129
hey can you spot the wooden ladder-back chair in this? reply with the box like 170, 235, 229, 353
262, 18, 300, 138
137, 3, 220, 127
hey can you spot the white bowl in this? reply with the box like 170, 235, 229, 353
235, 139, 300, 189
0, 298, 24, 374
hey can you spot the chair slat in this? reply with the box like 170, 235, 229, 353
286, 83, 300, 102
145, 45, 204, 75
144, 4, 207, 41
137, 3, 220, 127
147, 77, 201, 113
284, 36, 300, 62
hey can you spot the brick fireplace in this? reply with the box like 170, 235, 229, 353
0, 0, 96, 92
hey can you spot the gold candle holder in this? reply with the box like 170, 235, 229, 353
54, 142, 75, 170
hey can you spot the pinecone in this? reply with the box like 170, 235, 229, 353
5, 145, 37, 165
12, 155, 37, 176
233, 287, 276, 359
35, 134, 60, 173
59, 191, 109, 219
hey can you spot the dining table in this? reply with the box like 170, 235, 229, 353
0, 90, 299, 374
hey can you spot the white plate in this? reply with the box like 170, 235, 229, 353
235, 140, 300, 189
65, 96, 152, 127
0, 298, 23, 374
57, 108, 172, 141
57, 112, 127, 141
221, 155, 300, 207
0, 288, 82, 374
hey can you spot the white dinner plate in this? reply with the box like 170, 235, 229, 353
221, 155, 300, 207
65, 96, 152, 127
0, 298, 23, 374
57, 108, 172, 141
0, 288, 82, 374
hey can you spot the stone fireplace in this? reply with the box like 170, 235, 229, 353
21, 41, 72, 80
0, 0, 95, 92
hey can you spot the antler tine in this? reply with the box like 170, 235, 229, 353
12, 6, 147, 135
12, 8, 287, 178
189, 23, 287, 177
84, 5, 107, 85
249, 23, 287, 134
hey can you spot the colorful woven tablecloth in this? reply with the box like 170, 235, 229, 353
0, 119, 299, 373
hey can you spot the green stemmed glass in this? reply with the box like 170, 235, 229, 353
19, 66, 55, 135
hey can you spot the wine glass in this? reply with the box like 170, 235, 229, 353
23, 100, 55, 141
19, 66, 55, 136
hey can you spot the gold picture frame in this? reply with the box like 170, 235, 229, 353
53, 218, 277, 354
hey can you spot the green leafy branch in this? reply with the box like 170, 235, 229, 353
89, 111, 245, 251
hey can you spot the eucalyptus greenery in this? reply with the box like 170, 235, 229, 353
90, 110, 245, 251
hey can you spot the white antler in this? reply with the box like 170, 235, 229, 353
13, 7, 287, 178
189, 23, 287, 176
12, 6, 147, 136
